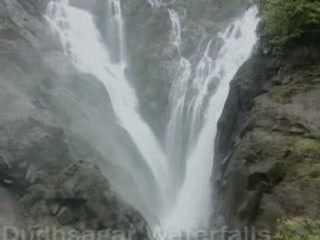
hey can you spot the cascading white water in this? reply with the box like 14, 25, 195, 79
109, 0, 126, 61
165, 9, 192, 195
168, 10, 182, 49
46, 0, 259, 235
187, 40, 214, 145
45, 0, 170, 223
162, 7, 259, 231
147, 0, 161, 7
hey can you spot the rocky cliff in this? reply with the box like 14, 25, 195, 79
0, 0, 149, 237
213, 14, 320, 237
120, 0, 250, 139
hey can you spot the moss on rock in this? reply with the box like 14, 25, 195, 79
293, 139, 320, 159
270, 64, 320, 103
271, 84, 314, 103
239, 130, 294, 164
276, 218, 320, 240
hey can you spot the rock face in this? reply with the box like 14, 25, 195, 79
213, 36, 320, 233
119, 0, 250, 139
0, 120, 148, 238
0, 0, 149, 237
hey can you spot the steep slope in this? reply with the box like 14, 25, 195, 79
0, 0, 148, 236
119, 0, 251, 139
213, 16, 320, 237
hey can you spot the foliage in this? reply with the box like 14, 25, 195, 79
276, 218, 320, 240
261, 0, 320, 53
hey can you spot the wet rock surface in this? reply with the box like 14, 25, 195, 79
213, 41, 320, 234
118, 0, 251, 139
0, 0, 149, 237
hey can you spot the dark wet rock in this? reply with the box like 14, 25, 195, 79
212, 38, 320, 234
109, 0, 252, 139
0, 114, 148, 237
0, 0, 150, 237
0, 187, 20, 228
122, 2, 175, 138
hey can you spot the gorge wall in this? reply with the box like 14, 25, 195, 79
119, 0, 250, 139
4, 0, 318, 238
0, 0, 148, 237
213, 14, 320, 236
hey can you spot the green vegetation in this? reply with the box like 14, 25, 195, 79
271, 66, 320, 102
261, 0, 320, 53
243, 130, 293, 163
309, 167, 320, 179
271, 83, 314, 102
276, 218, 320, 240
293, 138, 320, 159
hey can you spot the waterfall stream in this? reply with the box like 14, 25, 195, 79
46, 0, 170, 222
163, 8, 259, 231
46, 0, 259, 234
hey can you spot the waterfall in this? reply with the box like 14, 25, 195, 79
162, 7, 259, 231
168, 9, 182, 49
165, 9, 192, 196
108, 0, 126, 61
45, 0, 170, 224
147, 0, 161, 7
45, 0, 259, 234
